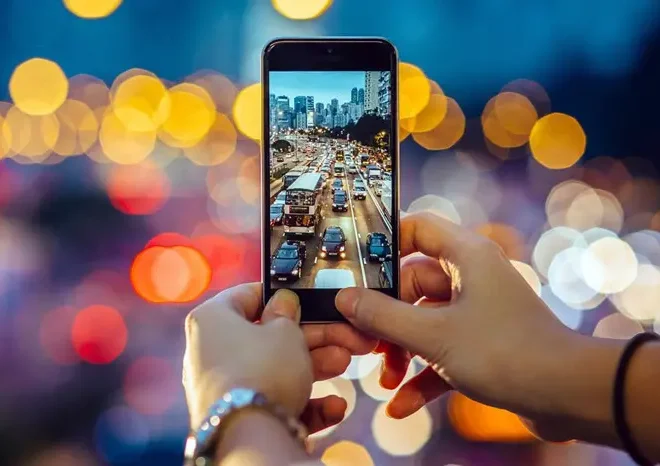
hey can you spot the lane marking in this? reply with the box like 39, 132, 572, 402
347, 177, 368, 288
359, 171, 392, 235
362, 258, 367, 265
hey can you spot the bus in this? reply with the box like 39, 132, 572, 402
335, 150, 345, 163
283, 173, 324, 235
283, 170, 303, 189
334, 163, 345, 178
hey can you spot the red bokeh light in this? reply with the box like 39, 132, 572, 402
106, 162, 171, 215
123, 356, 178, 415
191, 234, 245, 290
71, 305, 128, 364
145, 232, 192, 248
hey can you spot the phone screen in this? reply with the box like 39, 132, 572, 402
263, 39, 398, 321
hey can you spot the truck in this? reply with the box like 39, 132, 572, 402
367, 168, 381, 188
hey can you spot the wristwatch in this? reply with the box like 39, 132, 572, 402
183, 388, 308, 466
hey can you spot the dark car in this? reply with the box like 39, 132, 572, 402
366, 232, 392, 262
331, 178, 344, 194
353, 185, 366, 200
320, 226, 346, 259
270, 204, 284, 227
270, 241, 306, 281
332, 190, 348, 212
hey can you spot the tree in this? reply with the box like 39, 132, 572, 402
350, 114, 389, 146
272, 139, 294, 153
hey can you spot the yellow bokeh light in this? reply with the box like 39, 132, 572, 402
359, 359, 418, 402
63, 0, 123, 19
399, 63, 431, 120
186, 70, 238, 114
184, 113, 237, 166
401, 93, 448, 133
160, 83, 216, 148
237, 156, 260, 204
0, 115, 13, 158
530, 113, 586, 169
112, 75, 171, 132
9, 58, 69, 116
99, 109, 155, 164
5, 106, 60, 157
372, 401, 432, 456
271, 0, 333, 20
412, 97, 465, 150
322, 441, 374, 466
68, 74, 110, 110
53, 99, 98, 156
481, 92, 537, 148
233, 83, 262, 141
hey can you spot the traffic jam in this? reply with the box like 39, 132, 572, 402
269, 138, 393, 290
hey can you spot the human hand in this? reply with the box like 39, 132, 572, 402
183, 283, 375, 434
335, 212, 591, 440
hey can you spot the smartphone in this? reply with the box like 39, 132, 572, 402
262, 38, 400, 323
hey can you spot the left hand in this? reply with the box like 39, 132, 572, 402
183, 283, 376, 434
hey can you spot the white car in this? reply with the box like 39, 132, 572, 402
348, 166, 358, 175
273, 190, 286, 205
313, 269, 356, 289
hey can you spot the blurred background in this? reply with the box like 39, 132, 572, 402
1, 0, 660, 465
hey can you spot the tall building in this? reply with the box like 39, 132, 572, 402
295, 112, 306, 130
348, 103, 364, 123
306, 96, 315, 127
378, 71, 392, 117
315, 103, 325, 126
293, 96, 306, 115
364, 71, 380, 114
330, 98, 338, 115
269, 93, 277, 129
276, 96, 290, 129
315, 102, 324, 114
358, 88, 365, 105
351, 87, 358, 104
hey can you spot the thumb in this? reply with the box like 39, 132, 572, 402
335, 287, 446, 358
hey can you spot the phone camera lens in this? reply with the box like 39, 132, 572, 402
327, 47, 333, 54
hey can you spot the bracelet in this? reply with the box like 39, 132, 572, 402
613, 331, 659, 466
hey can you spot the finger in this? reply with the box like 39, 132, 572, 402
300, 395, 347, 434
380, 341, 411, 389
400, 254, 452, 304
386, 366, 452, 419
400, 211, 467, 260
310, 346, 351, 381
190, 282, 262, 323
303, 323, 377, 354
261, 289, 301, 324
336, 287, 449, 358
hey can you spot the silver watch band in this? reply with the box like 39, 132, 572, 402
184, 388, 308, 465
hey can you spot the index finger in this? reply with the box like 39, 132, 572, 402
194, 282, 263, 322
401, 211, 467, 260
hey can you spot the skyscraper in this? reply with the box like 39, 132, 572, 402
358, 88, 365, 105
269, 93, 277, 128
315, 102, 325, 126
306, 96, 315, 127
330, 98, 338, 115
378, 71, 392, 117
293, 96, 306, 114
364, 72, 380, 114
315, 102, 324, 114
351, 87, 358, 104
276, 95, 290, 129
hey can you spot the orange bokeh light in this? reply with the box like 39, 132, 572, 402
481, 92, 537, 148
123, 356, 178, 415
106, 161, 170, 215
476, 222, 525, 260
412, 97, 465, 150
529, 113, 586, 169
192, 234, 246, 290
448, 392, 535, 442
71, 305, 128, 365
130, 245, 211, 304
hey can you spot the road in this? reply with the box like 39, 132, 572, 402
270, 170, 392, 290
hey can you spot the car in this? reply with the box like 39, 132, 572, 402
270, 240, 306, 281
348, 166, 358, 175
374, 182, 382, 196
270, 204, 284, 226
332, 190, 348, 212
314, 269, 356, 289
331, 178, 344, 194
353, 178, 364, 187
366, 232, 392, 262
353, 185, 366, 200
320, 226, 346, 259
273, 190, 287, 206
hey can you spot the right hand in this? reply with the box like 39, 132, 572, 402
335, 212, 595, 441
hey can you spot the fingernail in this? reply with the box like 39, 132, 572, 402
271, 289, 300, 320
335, 288, 359, 318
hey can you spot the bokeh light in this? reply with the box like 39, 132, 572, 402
232, 83, 262, 141
271, 0, 333, 20
510, 260, 542, 296
610, 262, 660, 322
529, 113, 586, 169
322, 441, 374, 466
237, 156, 260, 204
71, 305, 128, 364
360, 359, 418, 402
94, 406, 149, 464
68, 74, 111, 110
39, 306, 79, 365
340, 353, 381, 380
184, 113, 237, 166
53, 99, 99, 156
407, 194, 461, 224
501, 78, 551, 116
401, 92, 448, 133
309, 377, 357, 439
580, 237, 638, 294
112, 75, 171, 132
593, 312, 643, 339
540, 286, 584, 330
448, 393, 534, 442
186, 70, 237, 114
99, 108, 156, 164
106, 161, 171, 215
4, 106, 60, 158
9, 58, 68, 116
412, 97, 465, 150
372, 401, 432, 456
548, 247, 601, 309
482, 92, 537, 148
399, 63, 431, 120
159, 83, 216, 148
63, 0, 123, 19
477, 223, 525, 260
123, 356, 178, 415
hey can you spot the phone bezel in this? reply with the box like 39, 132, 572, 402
261, 37, 400, 323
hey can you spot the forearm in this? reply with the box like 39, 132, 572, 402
550, 335, 660, 462
214, 409, 310, 466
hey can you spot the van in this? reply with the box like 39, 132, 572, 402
313, 269, 356, 289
